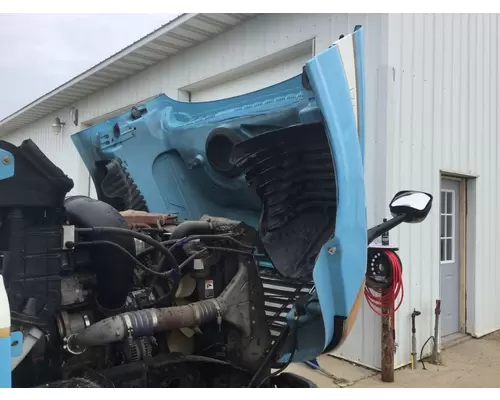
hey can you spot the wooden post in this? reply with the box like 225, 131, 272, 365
381, 300, 394, 382
431, 300, 442, 365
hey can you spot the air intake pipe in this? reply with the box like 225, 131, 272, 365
64, 196, 136, 313
65, 260, 250, 353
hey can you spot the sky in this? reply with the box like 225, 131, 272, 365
0, 13, 181, 120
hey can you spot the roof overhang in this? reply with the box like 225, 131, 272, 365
0, 13, 257, 136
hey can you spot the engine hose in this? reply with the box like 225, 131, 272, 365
364, 250, 404, 316
66, 299, 221, 351
157, 221, 214, 277
65, 196, 137, 312
169, 221, 213, 240
67, 260, 248, 353
75, 240, 173, 278
76, 227, 179, 273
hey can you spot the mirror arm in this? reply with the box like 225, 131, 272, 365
367, 213, 407, 245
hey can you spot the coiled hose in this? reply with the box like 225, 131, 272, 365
364, 249, 404, 317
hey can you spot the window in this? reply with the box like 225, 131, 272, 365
440, 190, 455, 263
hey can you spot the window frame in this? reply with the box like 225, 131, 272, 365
440, 189, 455, 264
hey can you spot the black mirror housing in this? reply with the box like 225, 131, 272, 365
389, 190, 433, 223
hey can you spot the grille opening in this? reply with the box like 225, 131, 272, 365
260, 266, 314, 340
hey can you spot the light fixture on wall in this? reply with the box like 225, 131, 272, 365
52, 117, 66, 135
70, 107, 79, 126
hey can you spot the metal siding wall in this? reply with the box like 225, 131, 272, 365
189, 53, 312, 102
386, 13, 500, 368
2, 13, 390, 369
2, 111, 89, 196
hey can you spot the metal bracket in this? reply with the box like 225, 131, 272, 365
99, 123, 136, 150
63, 334, 86, 355
368, 239, 399, 251
0, 149, 14, 181
62, 225, 76, 248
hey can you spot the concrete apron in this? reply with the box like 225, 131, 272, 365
284, 331, 500, 388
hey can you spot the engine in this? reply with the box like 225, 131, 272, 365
0, 140, 313, 388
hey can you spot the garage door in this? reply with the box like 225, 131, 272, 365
190, 50, 312, 102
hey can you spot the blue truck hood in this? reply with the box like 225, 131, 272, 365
72, 27, 367, 362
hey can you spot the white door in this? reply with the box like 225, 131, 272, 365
190, 53, 311, 102
440, 179, 461, 337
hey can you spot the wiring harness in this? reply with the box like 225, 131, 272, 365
73, 227, 256, 308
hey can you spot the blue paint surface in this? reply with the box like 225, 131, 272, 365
10, 332, 22, 357
0, 149, 14, 181
304, 28, 367, 351
71, 27, 367, 362
278, 28, 368, 362
0, 336, 11, 388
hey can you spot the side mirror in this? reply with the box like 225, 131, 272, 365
389, 190, 433, 223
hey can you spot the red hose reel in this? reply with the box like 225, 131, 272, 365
364, 248, 404, 317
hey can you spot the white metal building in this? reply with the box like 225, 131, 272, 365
0, 13, 498, 370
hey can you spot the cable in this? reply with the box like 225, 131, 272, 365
154, 242, 250, 282
247, 325, 291, 388
256, 325, 298, 388
136, 239, 178, 257
364, 249, 404, 317
178, 249, 208, 270
168, 234, 253, 251
153, 249, 209, 306
202, 246, 254, 256
200, 234, 254, 250
136, 233, 247, 257
247, 307, 302, 388
75, 240, 172, 278
154, 245, 252, 306
152, 354, 251, 374
420, 336, 435, 370
76, 227, 179, 272
201, 342, 226, 355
